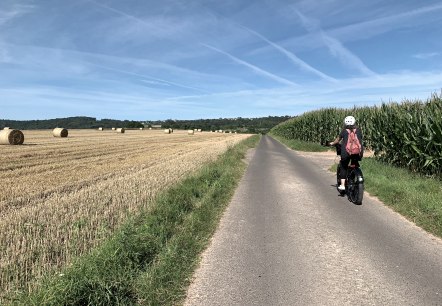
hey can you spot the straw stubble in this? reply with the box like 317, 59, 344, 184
0, 129, 251, 300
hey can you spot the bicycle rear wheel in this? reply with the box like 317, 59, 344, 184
350, 182, 364, 204
348, 169, 364, 204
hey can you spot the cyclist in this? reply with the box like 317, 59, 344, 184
329, 116, 364, 191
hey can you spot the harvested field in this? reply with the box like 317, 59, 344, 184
0, 129, 251, 299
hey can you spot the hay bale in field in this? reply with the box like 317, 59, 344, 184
140, 127, 143, 130
164, 129, 171, 134
53, 128, 68, 137
188, 130, 194, 135
3, 127, 10, 130
98, 127, 103, 131
112, 127, 116, 131
116, 128, 125, 133
0, 129, 24, 145
197, 129, 202, 132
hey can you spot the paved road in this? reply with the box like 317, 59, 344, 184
185, 135, 442, 305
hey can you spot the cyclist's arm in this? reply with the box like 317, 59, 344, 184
329, 135, 341, 146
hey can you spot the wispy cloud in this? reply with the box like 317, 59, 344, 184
0, 44, 11, 63
167, 69, 442, 105
319, 32, 376, 77
0, 4, 34, 26
90, 63, 210, 93
201, 43, 299, 87
88, 0, 150, 26
294, 9, 376, 77
412, 52, 440, 60
329, 3, 442, 46
0, 41, 222, 89
267, 3, 442, 66
87, 0, 191, 41
235, 23, 337, 82
140, 80, 171, 87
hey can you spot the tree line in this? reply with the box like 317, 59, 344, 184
1, 115, 292, 134
0, 117, 144, 130
146, 116, 292, 133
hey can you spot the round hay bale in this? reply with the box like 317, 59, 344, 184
112, 127, 116, 131
140, 127, 143, 130
188, 130, 194, 135
116, 128, 125, 133
164, 129, 171, 134
53, 128, 68, 137
3, 127, 10, 130
98, 127, 103, 131
0, 129, 24, 145
197, 129, 202, 132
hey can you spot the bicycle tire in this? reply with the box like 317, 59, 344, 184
354, 183, 364, 205
348, 169, 364, 204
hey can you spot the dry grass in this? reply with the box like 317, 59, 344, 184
0, 129, 251, 299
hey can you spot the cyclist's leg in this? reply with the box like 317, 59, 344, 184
339, 156, 350, 187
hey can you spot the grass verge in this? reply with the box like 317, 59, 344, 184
330, 158, 442, 238
11, 135, 260, 306
269, 133, 330, 152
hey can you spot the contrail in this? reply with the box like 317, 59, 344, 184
236, 23, 336, 82
91, 63, 210, 93
319, 32, 376, 77
201, 43, 299, 87
88, 0, 151, 27
295, 9, 376, 77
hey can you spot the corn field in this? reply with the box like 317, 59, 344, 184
271, 94, 442, 177
0, 129, 251, 301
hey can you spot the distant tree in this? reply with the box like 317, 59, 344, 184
126, 121, 144, 128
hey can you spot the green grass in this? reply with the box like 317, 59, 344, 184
11, 135, 260, 306
330, 158, 442, 238
269, 133, 330, 152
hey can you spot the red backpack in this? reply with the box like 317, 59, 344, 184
345, 128, 362, 155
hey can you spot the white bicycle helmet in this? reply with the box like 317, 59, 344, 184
344, 116, 356, 125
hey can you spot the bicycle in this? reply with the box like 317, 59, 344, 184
326, 142, 365, 205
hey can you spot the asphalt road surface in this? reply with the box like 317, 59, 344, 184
185, 135, 442, 306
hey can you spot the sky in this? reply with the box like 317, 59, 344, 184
1, 0, 442, 121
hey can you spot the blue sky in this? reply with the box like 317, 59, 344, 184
1, 0, 442, 120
